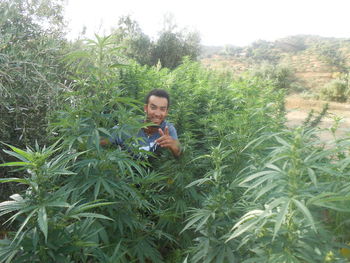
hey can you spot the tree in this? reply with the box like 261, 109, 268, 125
316, 43, 348, 72
0, 0, 68, 198
111, 14, 201, 69
112, 15, 153, 65
275, 35, 307, 53
151, 14, 201, 69
246, 40, 280, 63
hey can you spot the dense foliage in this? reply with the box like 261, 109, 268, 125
1, 2, 350, 263
112, 15, 201, 69
0, 0, 68, 200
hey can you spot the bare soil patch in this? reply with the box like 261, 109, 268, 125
285, 95, 350, 142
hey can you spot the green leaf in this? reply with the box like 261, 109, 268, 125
68, 201, 115, 214
38, 207, 48, 242
227, 210, 264, 241
97, 127, 111, 137
274, 135, 290, 147
0, 178, 29, 184
2, 149, 30, 163
70, 212, 113, 221
265, 163, 283, 172
273, 198, 290, 240
101, 179, 114, 196
307, 193, 350, 211
109, 63, 126, 68
292, 199, 316, 232
240, 170, 278, 186
94, 179, 101, 200
0, 162, 33, 167
254, 182, 279, 201
1, 143, 32, 161
227, 219, 260, 242
246, 173, 279, 191
186, 177, 213, 188
13, 209, 37, 242
182, 209, 212, 233
307, 168, 317, 187
46, 201, 70, 208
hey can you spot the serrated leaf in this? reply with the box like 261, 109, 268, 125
292, 199, 316, 232
38, 207, 48, 242
273, 198, 290, 240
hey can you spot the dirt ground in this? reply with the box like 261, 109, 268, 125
285, 95, 350, 142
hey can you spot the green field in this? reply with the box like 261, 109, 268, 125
1, 1, 350, 262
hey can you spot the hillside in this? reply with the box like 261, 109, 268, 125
200, 35, 350, 94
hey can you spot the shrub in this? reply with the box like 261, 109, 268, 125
250, 62, 297, 91
320, 79, 349, 102
0, 143, 113, 262
227, 128, 350, 262
0, 0, 68, 202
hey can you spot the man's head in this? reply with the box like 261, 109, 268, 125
144, 89, 170, 125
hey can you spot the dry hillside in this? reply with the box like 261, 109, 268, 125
286, 94, 350, 142
201, 35, 350, 92
201, 36, 350, 142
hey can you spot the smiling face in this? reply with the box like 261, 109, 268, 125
144, 95, 169, 125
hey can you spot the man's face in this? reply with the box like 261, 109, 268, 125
144, 95, 168, 125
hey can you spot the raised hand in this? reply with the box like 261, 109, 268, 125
156, 126, 172, 148
156, 126, 181, 157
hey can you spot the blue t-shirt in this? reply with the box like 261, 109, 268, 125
111, 120, 178, 154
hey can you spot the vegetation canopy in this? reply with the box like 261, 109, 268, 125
1, 1, 350, 262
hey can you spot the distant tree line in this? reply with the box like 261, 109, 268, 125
111, 14, 201, 69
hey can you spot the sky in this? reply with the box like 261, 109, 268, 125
64, 0, 350, 46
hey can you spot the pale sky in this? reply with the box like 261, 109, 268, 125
64, 0, 350, 46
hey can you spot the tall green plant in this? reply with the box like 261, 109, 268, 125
227, 128, 350, 262
51, 35, 181, 262
0, 142, 113, 263
0, 0, 68, 203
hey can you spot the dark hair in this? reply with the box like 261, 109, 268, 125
145, 89, 170, 108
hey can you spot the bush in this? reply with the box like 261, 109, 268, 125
249, 62, 297, 91
0, 0, 68, 202
0, 143, 113, 262
320, 79, 349, 102
225, 128, 350, 262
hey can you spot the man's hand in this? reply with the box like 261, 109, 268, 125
100, 138, 111, 146
156, 126, 181, 157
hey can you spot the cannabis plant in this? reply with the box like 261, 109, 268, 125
228, 128, 350, 262
0, 142, 113, 263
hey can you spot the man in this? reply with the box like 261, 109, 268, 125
102, 89, 181, 158
140, 89, 181, 157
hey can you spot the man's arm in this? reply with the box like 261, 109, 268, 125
155, 126, 181, 157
